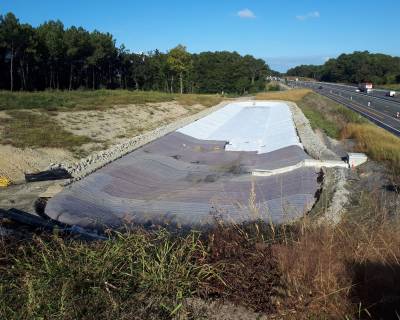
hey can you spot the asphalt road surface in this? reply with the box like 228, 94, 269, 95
288, 80, 400, 136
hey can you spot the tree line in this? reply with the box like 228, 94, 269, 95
0, 12, 273, 94
286, 51, 400, 85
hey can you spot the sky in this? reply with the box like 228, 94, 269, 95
1, 0, 399, 72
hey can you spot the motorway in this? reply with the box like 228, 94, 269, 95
288, 80, 400, 136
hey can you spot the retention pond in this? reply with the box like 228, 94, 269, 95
45, 101, 320, 229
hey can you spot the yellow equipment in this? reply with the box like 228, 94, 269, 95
0, 177, 11, 187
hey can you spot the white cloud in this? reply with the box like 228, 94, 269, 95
296, 11, 320, 21
237, 9, 256, 19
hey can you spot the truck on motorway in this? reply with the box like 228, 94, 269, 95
358, 82, 373, 93
387, 90, 396, 97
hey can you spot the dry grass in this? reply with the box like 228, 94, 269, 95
2, 214, 400, 319
0, 90, 175, 111
341, 123, 400, 173
0, 90, 224, 112
0, 110, 92, 150
256, 90, 366, 139
274, 217, 400, 319
1, 88, 400, 319
255, 88, 312, 102
176, 94, 224, 108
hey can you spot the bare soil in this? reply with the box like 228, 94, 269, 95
54, 101, 205, 144
0, 144, 73, 182
0, 102, 207, 182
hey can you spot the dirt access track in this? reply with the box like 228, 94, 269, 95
45, 101, 322, 230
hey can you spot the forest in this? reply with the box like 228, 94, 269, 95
287, 51, 400, 85
0, 12, 274, 94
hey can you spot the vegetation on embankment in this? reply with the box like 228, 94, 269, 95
2, 216, 400, 319
0, 230, 216, 319
0, 90, 224, 111
265, 81, 281, 92
256, 89, 366, 138
0, 90, 224, 155
341, 123, 400, 173
0, 90, 399, 319
377, 83, 400, 91
0, 110, 93, 150
256, 89, 400, 173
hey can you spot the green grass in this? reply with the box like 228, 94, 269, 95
297, 92, 367, 138
335, 104, 367, 124
258, 89, 400, 175
0, 230, 216, 320
377, 84, 400, 91
0, 90, 223, 111
2, 218, 400, 319
301, 106, 340, 138
0, 110, 92, 149
265, 81, 281, 92
0, 91, 224, 153
257, 90, 366, 139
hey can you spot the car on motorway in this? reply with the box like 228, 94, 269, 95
355, 88, 361, 92
387, 90, 396, 97
318, 85, 323, 89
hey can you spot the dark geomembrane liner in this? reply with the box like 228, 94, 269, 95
45, 131, 319, 230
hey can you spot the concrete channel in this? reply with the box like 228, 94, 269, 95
45, 101, 340, 230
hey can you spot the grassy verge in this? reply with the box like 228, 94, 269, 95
0, 110, 92, 150
257, 89, 400, 173
0, 230, 217, 319
341, 123, 400, 173
175, 94, 223, 108
256, 89, 366, 139
0, 91, 223, 153
265, 81, 281, 92
256, 88, 312, 102
0, 90, 224, 111
377, 84, 400, 91
2, 218, 400, 319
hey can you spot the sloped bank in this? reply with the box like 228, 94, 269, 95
51, 100, 233, 182
284, 100, 349, 224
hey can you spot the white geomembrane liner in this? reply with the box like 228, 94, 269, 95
178, 101, 302, 154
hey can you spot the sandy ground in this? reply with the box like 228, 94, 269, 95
0, 101, 217, 212
0, 102, 207, 182
0, 145, 73, 182
54, 102, 205, 146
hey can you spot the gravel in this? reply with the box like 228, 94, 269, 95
50, 100, 233, 183
318, 167, 349, 225
49, 98, 349, 224
286, 101, 349, 224
286, 101, 339, 160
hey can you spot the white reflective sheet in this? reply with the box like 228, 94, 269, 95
178, 101, 302, 154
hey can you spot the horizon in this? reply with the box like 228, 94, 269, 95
1, 0, 400, 72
